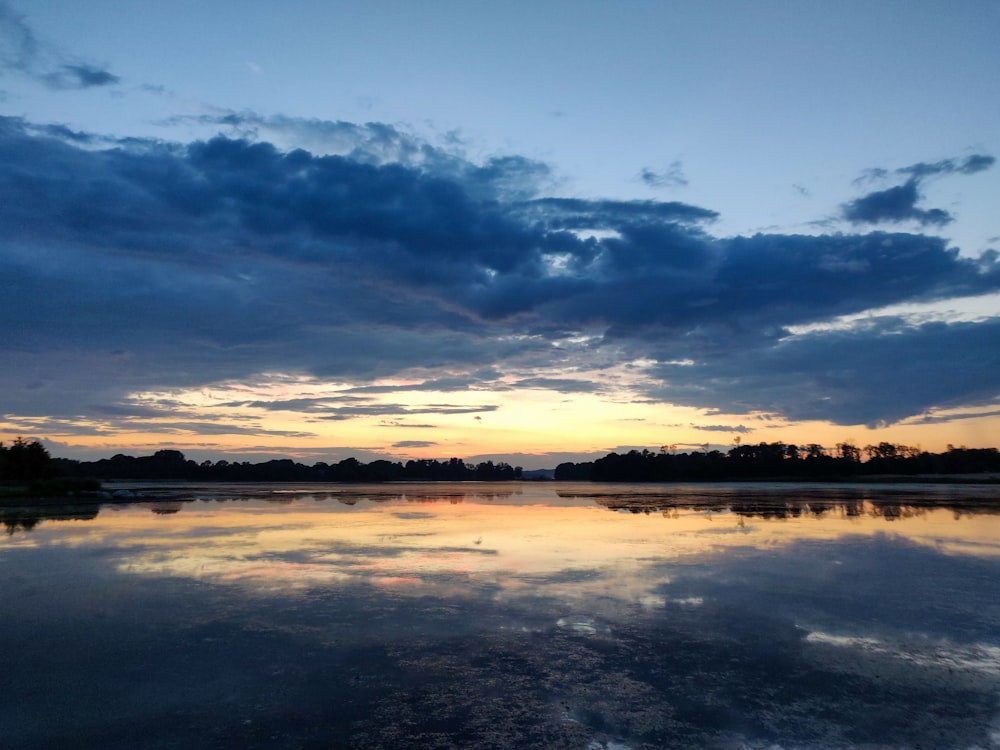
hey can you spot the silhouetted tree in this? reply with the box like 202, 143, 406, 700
837, 442, 861, 463
0, 438, 58, 481
555, 461, 593, 480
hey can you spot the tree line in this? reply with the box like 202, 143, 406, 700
0, 440, 522, 483
555, 441, 1000, 481
4, 437, 1000, 486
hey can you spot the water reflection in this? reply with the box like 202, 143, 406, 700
7, 480, 1000, 528
2, 502, 100, 534
3, 482, 1000, 749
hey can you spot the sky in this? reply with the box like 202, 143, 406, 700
1, 1, 999, 469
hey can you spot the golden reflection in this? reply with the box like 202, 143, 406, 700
6, 483, 1000, 608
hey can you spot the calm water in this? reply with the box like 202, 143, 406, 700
3, 481, 1000, 749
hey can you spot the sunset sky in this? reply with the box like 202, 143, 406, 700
2, 1, 998, 469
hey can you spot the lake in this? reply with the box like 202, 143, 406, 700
3, 481, 1000, 749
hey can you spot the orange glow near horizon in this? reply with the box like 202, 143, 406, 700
3, 370, 999, 468
13, 488, 1000, 606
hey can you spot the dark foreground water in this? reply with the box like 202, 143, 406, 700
3, 482, 1000, 750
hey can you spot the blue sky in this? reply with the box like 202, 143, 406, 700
2, 1, 999, 467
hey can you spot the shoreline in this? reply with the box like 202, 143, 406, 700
3, 473, 1000, 508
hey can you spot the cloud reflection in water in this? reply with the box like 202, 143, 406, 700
5, 482, 1000, 748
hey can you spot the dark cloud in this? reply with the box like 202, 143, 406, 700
639, 161, 688, 188
31, 121, 99, 143
0, 1, 37, 72
509, 377, 604, 393
219, 397, 371, 412
853, 167, 890, 185
694, 424, 753, 434
0, 4, 119, 89
132, 422, 314, 437
520, 196, 717, 230
958, 154, 996, 174
647, 317, 1000, 426
0, 412, 314, 439
842, 179, 952, 226
313, 404, 500, 421
43, 63, 119, 89
898, 154, 995, 179
392, 440, 438, 449
843, 153, 993, 228
162, 112, 430, 165
909, 407, 1000, 425
214, 395, 499, 421
163, 110, 555, 202
1, 115, 999, 430
342, 377, 482, 394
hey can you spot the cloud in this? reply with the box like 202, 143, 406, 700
43, 63, 119, 89
509, 377, 604, 393
132, 421, 315, 437
520, 196, 717, 230
0, 1, 37, 72
908, 407, 1000, 425
0, 410, 316, 440
853, 167, 890, 185
0, 4, 119, 89
647, 316, 1000, 426
639, 161, 688, 188
2, 115, 999, 430
392, 440, 438, 449
162, 110, 556, 201
898, 154, 995, 179
312, 404, 500, 421
342, 377, 485, 394
842, 153, 994, 228
214, 395, 500, 420
842, 179, 952, 226
694, 424, 753, 434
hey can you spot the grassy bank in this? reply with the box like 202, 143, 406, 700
0, 477, 104, 504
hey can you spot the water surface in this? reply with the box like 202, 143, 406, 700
3, 482, 1000, 749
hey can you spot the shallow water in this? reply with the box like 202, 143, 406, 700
3, 481, 1000, 749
